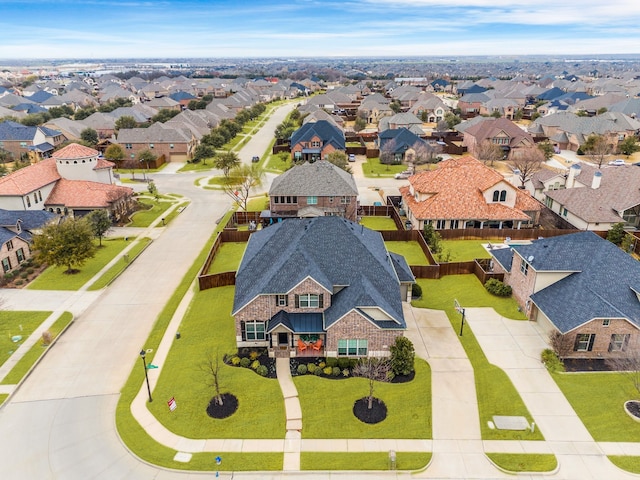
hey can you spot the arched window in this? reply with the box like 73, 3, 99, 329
499, 190, 507, 202
492, 191, 499, 202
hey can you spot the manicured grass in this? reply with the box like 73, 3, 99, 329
440, 239, 497, 262
246, 195, 269, 212
301, 452, 431, 471
88, 238, 152, 290
265, 147, 291, 173
0, 311, 52, 368
486, 453, 557, 472
0, 394, 7, 406
149, 285, 286, 439
1, 312, 73, 385
553, 372, 640, 442
178, 161, 215, 172
412, 275, 541, 441
362, 158, 406, 177
385, 241, 430, 265
295, 359, 431, 439
129, 198, 177, 228
118, 210, 273, 470
360, 216, 397, 231
207, 242, 246, 274
27, 238, 130, 291
608, 456, 640, 473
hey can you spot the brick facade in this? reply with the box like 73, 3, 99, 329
270, 194, 358, 221
564, 318, 640, 359
122, 141, 191, 163
0, 237, 31, 277
326, 311, 402, 357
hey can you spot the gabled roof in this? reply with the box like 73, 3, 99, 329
233, 217, 410, 329
290, 120, 345, 150
0, 208, 56, 230
402, 156, 541, 221
44, 179, 132, 208
270, 160, 357, 197
0, 158, 60, 195
493, 232, 640, 333
378, 128, 427, 152
463, 117, 534, 148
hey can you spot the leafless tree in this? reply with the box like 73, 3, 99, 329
607, 350, 640, 397
222, 163, 265, 212
352, 358, 391, 409
412, 141, 442, 165
583, 134, 612, 169
475, 140, 503, 166
509, 146, 545, 187
379, 139, 398, 166
200, 351, 225, 406
549, 330, 573, 359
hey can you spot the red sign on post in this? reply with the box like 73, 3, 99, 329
168, 397, 177, 412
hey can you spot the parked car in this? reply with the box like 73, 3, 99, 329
348, 154, 356, 162
609, 159, 626, 166
252, 156, 260, 163
394, 171, 411, 179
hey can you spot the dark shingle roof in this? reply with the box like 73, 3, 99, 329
496, 232, 640, 333
233, 217, 409, 330
269, 160, 357, 197
0, 209, 56, 230
290, 120, 345, 150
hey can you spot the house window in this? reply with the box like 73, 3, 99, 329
340, 196, 350, 204
20, 142, 27, 147
1, 257, 11, 272
493, 191, 499, 202
493, 190, 507, 202
26, 196, 31, 207
149, 143, 154, 149
574, 333, 595, 351
307, 196, 318, 205
169, 144, 174, 149
337, 339, 368, 356
602, 319, 610, 327
545, 197, 554, 208
242, 321, 266, 341
609, 334, 630, 352
562, 208, 568, 217
500, 190, 507, 202
328, 196, 334, 203
38, 191, 42, 202
436, 219, 446, 229
6, 240, 13, 251
520, 260, 529, 276
34, 193, 38, 204
296, 293, 322, 308
311, 141, 321, 147
450, 220, 459, 229
16, 248, 25, 263
276, 295, 288, 307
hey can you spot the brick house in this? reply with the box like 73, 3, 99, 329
268, 160, 358, 222
400, 156, 542, 231
0, 120, 66, 161
290, 120, 345, 163
232, 217, 414, 358
490, 232, 640, 359
461, 117, 535, 159
115, 122, 197, 163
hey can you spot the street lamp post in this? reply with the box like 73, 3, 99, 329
140, 349, 152, 402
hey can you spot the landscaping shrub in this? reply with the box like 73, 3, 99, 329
337, 358, 350, 369
318, 361, 326, 369
297, 364, 308, 375
26, 267, 34, 275
412, 282, 423, 299
390, 336, 415, 376
4, 272, 13, 280
325, 357, 338, 368
251, 360, 260, 370
349, 359, 358, 368
314, 367, 322, 375
323, 366, 333, 375
240, 357, 251, 368
307, 363, 316, 374
256, 365, 268, 377
14, 279, 23, 286
541, 348, 565, 373
332, 367, 341, 376
249, 350, 260, 361
342, 368, 350, 377
230, 356, 241, 366
19, 272, 28, 279
41, 330, 52, 346
484, 278, 512, 297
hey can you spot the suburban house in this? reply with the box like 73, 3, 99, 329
0, 120, 66, 161
0, 209, 56, 277
528, 163, 640, 231
400, 156, 542, 230
268, 160, 358, 221
290, 120, 345, 163
379, 113, 423, 135
0, 143, 134, 221
377, 128, 432, 164
490, 232, 640, 359
232, 216, 414, 358
115, 122, 197, 162
461, 117, 535, 159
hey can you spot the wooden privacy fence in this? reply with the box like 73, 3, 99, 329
198, 230, 250, 290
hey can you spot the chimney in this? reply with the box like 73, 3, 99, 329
566, 163, 581, 188
512, 168, 521, 186
592, 170, 602, 189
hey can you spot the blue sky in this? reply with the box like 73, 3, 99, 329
1, 0, 639, 59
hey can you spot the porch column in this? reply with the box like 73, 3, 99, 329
517, 221, 522, 230
480, 221, 485, 229
498, 221, 503, 229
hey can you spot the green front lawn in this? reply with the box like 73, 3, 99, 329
207, 242, 246, 274
295, 359, 431, 439
129, 198, 177, 228
178, 161, 215, 172
609, 456, 640, 474
486, 453, 557, 472
301, 452, 431, 471
27, 238, 130, 291
412, 275, 540, 441
385, 241, 430, 265
148, 286, 286, 439
360, 217, 397, 231
246, 195, 269, 212
553, 372, 640, 442
1, 312, 73, 385
362, 158, 406, 177
440, 239, 496, 262
0, 311, 52, 368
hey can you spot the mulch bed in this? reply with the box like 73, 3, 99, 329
390, 371, 415, 383
206, 393, 238, 419
353, 397, 387, 424
563, 358, 612, 372
626, 401, 640, 419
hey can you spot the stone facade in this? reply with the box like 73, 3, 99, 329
0, 236, 31, 276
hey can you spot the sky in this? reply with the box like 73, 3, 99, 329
1, 0, 640, 59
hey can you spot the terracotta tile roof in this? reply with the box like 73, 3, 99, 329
0, 158, 60, 195
402, 156, 540, 221
94, 158, 115, 170
52, 143, 100, 160
45, 179, 132, 208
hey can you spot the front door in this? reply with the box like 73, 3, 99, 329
278, 332, 288, 346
